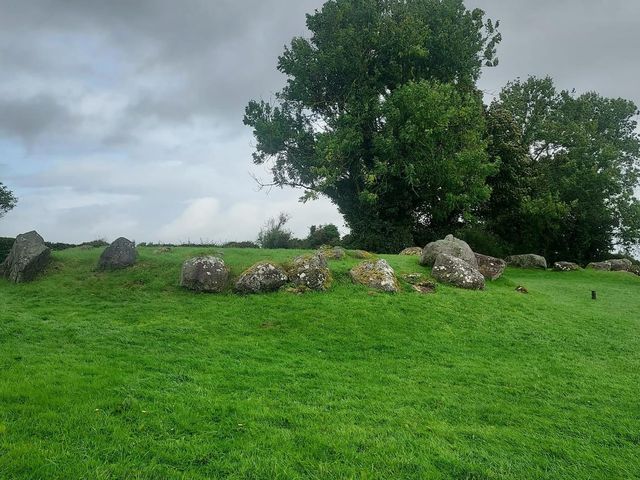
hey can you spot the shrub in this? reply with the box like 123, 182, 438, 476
222, 241, 260, 249
305, 224, 341, 249
257, 213, 293, 249
0, 237, 14, 263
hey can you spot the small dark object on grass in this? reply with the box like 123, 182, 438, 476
516, 286, 528, 294
592, 291, 597, 300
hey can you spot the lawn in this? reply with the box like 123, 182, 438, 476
1, 247, 639, 479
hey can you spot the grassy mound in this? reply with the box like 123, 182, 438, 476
1, 247, 639, 479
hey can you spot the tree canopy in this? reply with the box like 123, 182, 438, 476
0, 183, 17, 219
484, 77, 640, 262
245, 0, 501, 252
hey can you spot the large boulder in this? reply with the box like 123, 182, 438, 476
399, 247, 423, 256
553, 261, 581, 272
0, 231, 50, 283
98, 237, 137, 270
420, 235, 477, 268
505, 254, 547, 270
587, 261, 611, 271
180, 256, 229, 292
432, 253, 485, 290
350, 259, 399, 293
288, 253, 331, 291
235, 262, 288, 294
474, 253, 506, 281
607, 259, 632, 272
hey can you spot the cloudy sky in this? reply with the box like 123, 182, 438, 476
1, 0, 638, 243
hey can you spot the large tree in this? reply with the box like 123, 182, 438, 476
485, 77, 640, 263
244, 0, 501, 252
0, 183, 17, 218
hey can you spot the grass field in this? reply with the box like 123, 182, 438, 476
1, 246, 639, 479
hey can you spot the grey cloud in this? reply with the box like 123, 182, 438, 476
0, 95, 74, 142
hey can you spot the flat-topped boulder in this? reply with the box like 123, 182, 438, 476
0, 231, 50, 283
505, 254, 547, 269
181, 256, 229, 292
587, 261, 611, 271
475, 253, 506, 280
350, 259, 399, 293
235, 262, 288, 294
98, 237, 137, 270
399, 247, 423, 256
420, 235, 477, 268
432, 253, 485, 290
288, 253, 331, 291
607, 259, 632, 272
554, 261, 580, 272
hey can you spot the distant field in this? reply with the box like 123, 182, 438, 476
1, 247, 639, 479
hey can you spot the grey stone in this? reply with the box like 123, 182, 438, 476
607, 259, 632, 272
350, 259, 399, 293
432, 253, 485, 290
475, 253, 506, 280
553, 261, 581, 272
288, 253, 331, 291
587, 261, 611, 271
98, 237, 137, 270
318, 246, 346, 260
505, 254, 547, 269
0, 231, 50, 283
420, 235, 477, 268
348, 249, 374, 259
399, 247, 423, 256
180, 256, 229, 293
235, 262, 288, 294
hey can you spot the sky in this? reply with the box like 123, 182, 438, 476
0, 0, 639, 244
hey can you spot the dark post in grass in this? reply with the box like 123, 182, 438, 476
592, 291, 597, 300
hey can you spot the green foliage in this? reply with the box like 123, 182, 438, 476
257, 213, 294, 249
0, 183, 17, 218
305, 224, 341, 249
485, 76, 640, 263
244, 0, 501, 252
221, 241, 260, 249
1, 247, 640, 478
0, 237, 14, 263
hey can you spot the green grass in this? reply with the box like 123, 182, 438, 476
1, 247, 639, 479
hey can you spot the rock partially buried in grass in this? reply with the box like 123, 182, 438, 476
288, 253, 331, 291
0, 231, 51, 283
318, 246, 346, 260
554, 261, 581, 272
235, 262, 288, 294
399, 247, 423, 256
348, 249, 374, 259
181, 256, 229, 293
350, 259, 399, 293
420, 235, 477, 268
629, 265, 640, 277
607, 259, 632, 272
587, 261, 611, 271
432, 253, 485, 290
402, 274, 437, 294
505, 254, 547, 270
98, 237, 137, 271
474, 253, 506, 280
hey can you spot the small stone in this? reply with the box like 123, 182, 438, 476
180, 256, 229, 293
553, 261, 581, 272
475, 253, 506, 280
399, 247, 423, 256
350, 259, 399, 293
431, 253, 485, 290
505, 254, 547, 270
235, 262, 288, 294
98, 237, 137, 271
